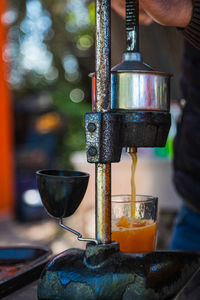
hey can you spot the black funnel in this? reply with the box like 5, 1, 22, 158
36, 170, 89, 218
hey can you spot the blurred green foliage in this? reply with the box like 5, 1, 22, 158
8, 0, 95, 168
52, 83, 91, 167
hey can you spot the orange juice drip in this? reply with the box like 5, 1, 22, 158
129, 152, 137, 223
112, 220, 156, 253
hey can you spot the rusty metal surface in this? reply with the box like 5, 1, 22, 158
95, 0, 111, 112
95, 0, 112, 244
95, 163, 111, 244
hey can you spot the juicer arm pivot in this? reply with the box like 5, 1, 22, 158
59, 218, 99, 245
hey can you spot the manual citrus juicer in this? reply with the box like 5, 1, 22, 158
36, 0, 200, 299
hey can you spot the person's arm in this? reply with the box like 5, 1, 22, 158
139, 0, 193, 27
111, 0, 193, 27
111, 0, 200, 49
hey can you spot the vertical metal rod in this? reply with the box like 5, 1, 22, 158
95, 0, 111, 244
95, 164, 111, 243
126, 0, 139, 52
95, 0, 111, 112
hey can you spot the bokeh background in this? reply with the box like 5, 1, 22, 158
0, 0, 184, 253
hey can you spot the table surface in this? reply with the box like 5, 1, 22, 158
2, 281, 38, 300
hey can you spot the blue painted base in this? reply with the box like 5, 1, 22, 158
38, 244, 200, 300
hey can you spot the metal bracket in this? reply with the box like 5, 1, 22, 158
85, 112, 122, 163
85, 111, 171, 163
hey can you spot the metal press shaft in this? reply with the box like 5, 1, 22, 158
94, 0, 140, 243
95, 0, 111, 244
126, 0, 139, 52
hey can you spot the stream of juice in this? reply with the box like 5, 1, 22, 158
112, 150, 157, 252
129, 151, 137, 223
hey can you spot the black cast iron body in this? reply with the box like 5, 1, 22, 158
38, 243, 200, 300
85, 110, 171, 163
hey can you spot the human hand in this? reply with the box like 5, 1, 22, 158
111, 0, 193, 28
111, 0, 153, 25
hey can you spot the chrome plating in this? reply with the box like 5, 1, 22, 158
111, 71, 171, 111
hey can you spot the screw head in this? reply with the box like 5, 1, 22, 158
88, 146, 97, 157
87, 122, 96, 132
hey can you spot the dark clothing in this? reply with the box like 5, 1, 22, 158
180, 0, 200, 50
173, 99, 200, 212
173, 40, 200, 210
181, 41, 200, 113
171, 1, 200, 254
171, 205, 200, 250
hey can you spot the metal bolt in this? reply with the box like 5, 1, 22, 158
88, 146, 97, 156
88, 122, 96, 132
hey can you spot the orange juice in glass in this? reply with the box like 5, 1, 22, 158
111, 195, 158, 253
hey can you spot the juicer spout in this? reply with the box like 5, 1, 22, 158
126, 147, 137, 154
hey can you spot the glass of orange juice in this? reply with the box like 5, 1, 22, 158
111, 195, 158, 253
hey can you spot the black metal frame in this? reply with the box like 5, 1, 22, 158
85, 111, 171, 163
